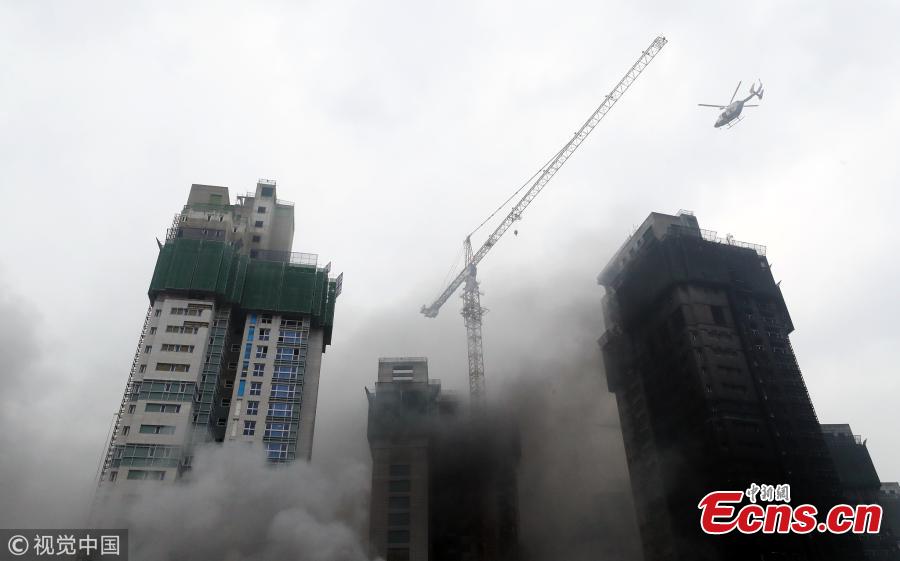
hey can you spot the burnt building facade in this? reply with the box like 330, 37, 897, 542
598, 211, 857, 561
821, 424, 900, 559
366, 357, 519, 561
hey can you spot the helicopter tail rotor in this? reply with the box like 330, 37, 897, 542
751, 79, 764, 100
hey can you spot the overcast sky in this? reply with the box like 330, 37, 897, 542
1, 0, 898, 527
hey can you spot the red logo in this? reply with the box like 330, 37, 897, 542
698, 486, 882, 535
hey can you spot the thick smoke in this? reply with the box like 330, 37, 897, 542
94, 443, 373, 561
1, 231, 643, 560
487, 274, 643, 561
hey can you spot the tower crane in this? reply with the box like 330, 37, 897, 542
421, 36, 667, 399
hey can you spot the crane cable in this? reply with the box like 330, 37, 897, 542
466, 141, 569, 240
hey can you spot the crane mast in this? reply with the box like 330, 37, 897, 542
421, 36, 667, 399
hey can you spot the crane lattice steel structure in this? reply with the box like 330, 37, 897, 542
421, 35, 667, 399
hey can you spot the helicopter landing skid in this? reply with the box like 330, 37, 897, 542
724, 116, 744, 129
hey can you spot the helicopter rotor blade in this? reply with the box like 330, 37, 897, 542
698, 103, 725, 109
730, 81, 742, 104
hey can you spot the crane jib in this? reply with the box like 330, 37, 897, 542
421, 36, 667, 318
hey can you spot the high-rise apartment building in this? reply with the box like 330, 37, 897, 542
881, 483, 900, 555
821, 424, 900, 559
97, 180, 341, 492
598, 211, 858, 561
366, 358, 519, 561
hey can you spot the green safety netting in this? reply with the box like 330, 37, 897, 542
148, 239, 338, 342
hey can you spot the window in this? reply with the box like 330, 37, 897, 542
249, 382, 262, 396
231, 344, 241, 352
139, 424, 176, 435
255, 345, 268, 359
160, 344, 195, 353
392, 367, 414, 381
166, 325, 200, 334
271, 384, 295, 399
144, 345, 152, 354
246, 400, 259, 415
237, 380, 246, 397
266, 442, 289, 460
265, 422, 290, 438
149, 327, 157, 335
260, 186, 274, 197
278, 329, 304, 344
122, 426, 130, 436
388, 531, 410, 544
108, 471, 118, 482
253, 363, 265, 377
251, 234, 261, 243
389, 480, 410, 492
126, 469, 165, 481
135, 380, 195, 402
145, 403, 180, 413
243, 420, 256, 436
257, 206, 267, 214
170, 307, 203, 317
389, 496, 410, 510
388, 512, 410, 526
258, 328, 270, 341
155, 363, 190, 372
276, 347, 301, 361
254, 221, 264, 228
273, 365, 298, 380
267, 402, 293, 417
241, 361, 249, 378
711, 305, 727, 326
128, 404, 136, 414
386, 549, 409, 561
139, 365, 146, 373
154, 309, 161, 317
216, 418, 226, 427
221, 397, 231, 407
260, 315, 272, 325
224, 380, 233, 389
389, 464, 411, 477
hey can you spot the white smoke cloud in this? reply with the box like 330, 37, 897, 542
94, 443, 374, 561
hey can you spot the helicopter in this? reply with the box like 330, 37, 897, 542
699, 80, 764, 128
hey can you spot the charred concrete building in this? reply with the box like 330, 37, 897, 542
366, 357, 519, 561
598, 211, 858, 561
881, 483, 900, 555
821, 424, 900, 559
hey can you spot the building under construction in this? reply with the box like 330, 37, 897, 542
821, 424, 900, 559
96, 180, 341, 495
366, 357, 520, 561
598, 211, 862, 561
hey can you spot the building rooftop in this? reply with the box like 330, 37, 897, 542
599, 210, 767, 287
